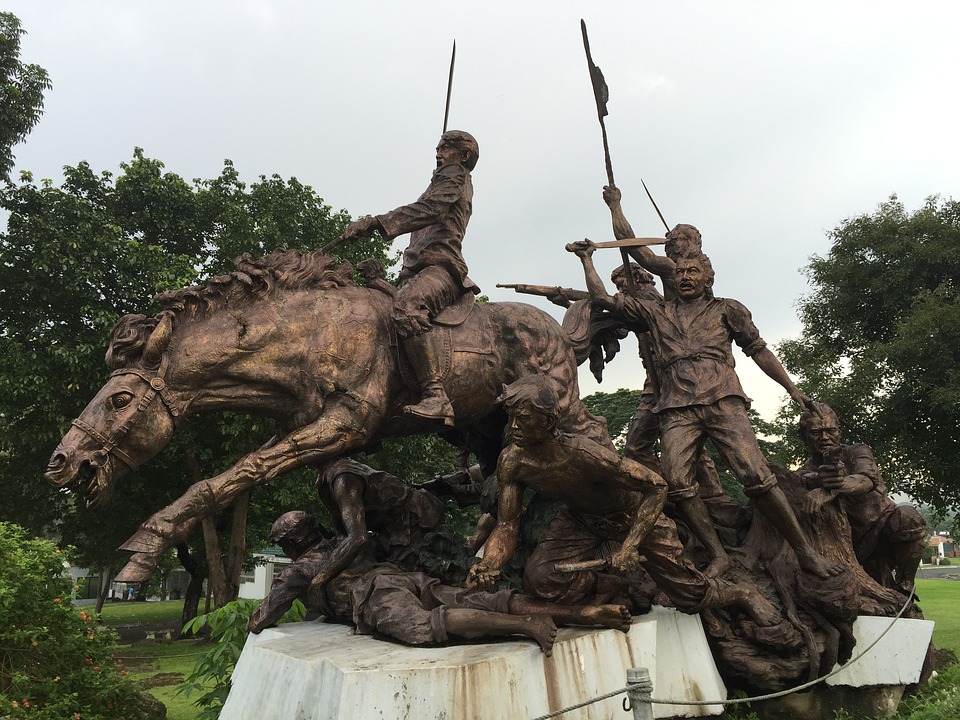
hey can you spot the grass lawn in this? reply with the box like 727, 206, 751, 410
97, 598, 203, 625
116, 639, 212, 720
96, 599, 212, 720
915, 578, 960, 653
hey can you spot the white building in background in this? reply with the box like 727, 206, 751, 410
68, 546, 293, 604
238, 546, 292, 600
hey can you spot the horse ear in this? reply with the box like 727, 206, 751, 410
142, 315, 173, 369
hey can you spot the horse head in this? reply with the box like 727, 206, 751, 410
45, 313, 182, 507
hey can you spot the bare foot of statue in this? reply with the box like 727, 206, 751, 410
740, 585, 783, 625
796, 549, 846, 579
703, 553, 733, 579
523, 615, 559, 657
580, 604, 633, 633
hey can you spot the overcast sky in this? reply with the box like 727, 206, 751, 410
6, 1, 959, 420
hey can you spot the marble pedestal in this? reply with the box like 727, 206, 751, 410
220, 606, 725, 720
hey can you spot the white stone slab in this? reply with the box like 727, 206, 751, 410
826, 616, 934, 687
646, 607, 725, 717
221, 606, 726, 719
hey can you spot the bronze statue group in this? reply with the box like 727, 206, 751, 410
247, 131, 927, 689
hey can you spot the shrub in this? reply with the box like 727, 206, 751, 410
0, 521, 154, 719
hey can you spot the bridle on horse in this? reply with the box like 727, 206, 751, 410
70, 356, 181, 472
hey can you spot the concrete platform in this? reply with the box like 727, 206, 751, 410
221, 606, 726, 720
746, 616, 934, 720
826, 615, 934, 686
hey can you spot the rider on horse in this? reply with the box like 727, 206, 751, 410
338, 130, 480, 427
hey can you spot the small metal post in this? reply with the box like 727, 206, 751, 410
625, 667, 654, 720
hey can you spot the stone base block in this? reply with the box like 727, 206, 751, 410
826, 615, 934, 686
221, 606, 726, 720
748, 616, 933, 720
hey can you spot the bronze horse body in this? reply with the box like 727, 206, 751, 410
45, 251, 607, 581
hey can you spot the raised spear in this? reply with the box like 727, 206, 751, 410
581, 19, 636, 295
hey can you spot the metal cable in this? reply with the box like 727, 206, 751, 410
531, 588, 918, 718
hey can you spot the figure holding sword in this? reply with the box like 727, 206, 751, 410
329, 44, 479, 427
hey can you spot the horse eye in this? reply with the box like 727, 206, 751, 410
112, 392, 133, 409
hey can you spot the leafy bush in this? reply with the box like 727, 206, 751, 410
0, 521, 154, 719
179, 597, 305, 720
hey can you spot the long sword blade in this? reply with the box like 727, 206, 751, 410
442, 40, 456, 134
641, 178, 670, 232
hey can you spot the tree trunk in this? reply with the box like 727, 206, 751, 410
187, 450, 248, 608
94, 569, 111, 615
176, 542, 206, 634
202, 514, 231, 607
224, 489, 251, 598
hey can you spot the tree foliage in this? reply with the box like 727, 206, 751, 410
776, 195, 960, 511
0, 13, 51, 180
0, 149, 393, 586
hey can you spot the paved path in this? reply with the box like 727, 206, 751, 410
916, 564, 960, 581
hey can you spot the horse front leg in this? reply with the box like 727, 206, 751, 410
114, 403, 380, 582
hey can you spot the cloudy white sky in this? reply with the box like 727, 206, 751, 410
7, 1, 960, 420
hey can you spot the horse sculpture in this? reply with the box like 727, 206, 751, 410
45, 249, 608, 582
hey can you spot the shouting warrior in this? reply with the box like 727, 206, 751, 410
569, 241, 843, 580
338, 131, 480, 426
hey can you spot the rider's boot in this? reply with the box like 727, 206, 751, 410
402, 332, 455, 426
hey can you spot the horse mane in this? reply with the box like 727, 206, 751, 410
106, 249, 354, 369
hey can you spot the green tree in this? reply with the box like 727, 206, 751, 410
776, 195, 960, 512
0, 13, 51, 180
0, 149, 393, 614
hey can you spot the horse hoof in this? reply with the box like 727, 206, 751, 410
115, 553, 158, 583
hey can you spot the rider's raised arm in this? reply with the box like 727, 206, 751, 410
625, 246, 676, 282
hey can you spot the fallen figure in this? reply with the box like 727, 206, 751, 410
247, 511, 632, 656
